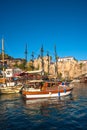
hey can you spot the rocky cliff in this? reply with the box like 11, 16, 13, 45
32, 56, 87, 80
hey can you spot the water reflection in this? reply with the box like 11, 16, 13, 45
72, 83, 87, 97
23, 94, 73, 116
0, 93, 21, 101
24, 95, 73, 106
22, 83, 87, 118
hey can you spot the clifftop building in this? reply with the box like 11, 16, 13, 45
58, 56, 76, 62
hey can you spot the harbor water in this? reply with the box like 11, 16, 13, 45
0, 83, 87, 130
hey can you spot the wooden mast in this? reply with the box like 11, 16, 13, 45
24, 43, 27, 82
47, 51, 49, 75
40, 45, 44, 75
31, 51, 34, 71
2, 38, 5, 78
54, 45, 58, 79
24, 43, 28, 70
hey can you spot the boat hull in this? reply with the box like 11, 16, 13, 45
22, 87, 73, 99
0, 85, 23, 94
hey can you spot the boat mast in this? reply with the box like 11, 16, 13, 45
47, 51, 49, 75
2, 38, 5, 78
54, 45, 58, 78
40, 45, 44, 75
31, 51, 34, 71
25, 44, 28, 63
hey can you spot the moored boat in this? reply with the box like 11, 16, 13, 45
0, 82, 23, 94
0, 38, 23, 94
22, 80, 73, 99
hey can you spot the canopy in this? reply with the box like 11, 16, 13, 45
25, 69, 43, 74
17, 69, 43, 76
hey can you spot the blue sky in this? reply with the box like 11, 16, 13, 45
0, 0, 87, 61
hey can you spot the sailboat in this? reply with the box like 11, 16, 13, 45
0, 38, 23, 94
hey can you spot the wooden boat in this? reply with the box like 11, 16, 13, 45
22, 45, 74, 99
22, 80, 73, 99
0, 39, 23, 94
0, 82, 23, 94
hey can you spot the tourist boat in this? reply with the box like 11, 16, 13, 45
0, 39, 23, 94
0, 82, 23, 94
0, 70, 23, 94
22, 45, 73, 99
22, 80, 73, 99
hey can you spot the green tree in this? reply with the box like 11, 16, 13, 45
0, 53, 14, 60
79, 63, 83, 69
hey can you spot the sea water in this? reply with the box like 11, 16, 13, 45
0, 83, 87, 130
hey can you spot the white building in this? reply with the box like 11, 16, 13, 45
58, 56, 75, 62
78, 60, 87, 64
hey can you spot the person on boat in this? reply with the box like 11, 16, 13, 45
62, 82, 65, 86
